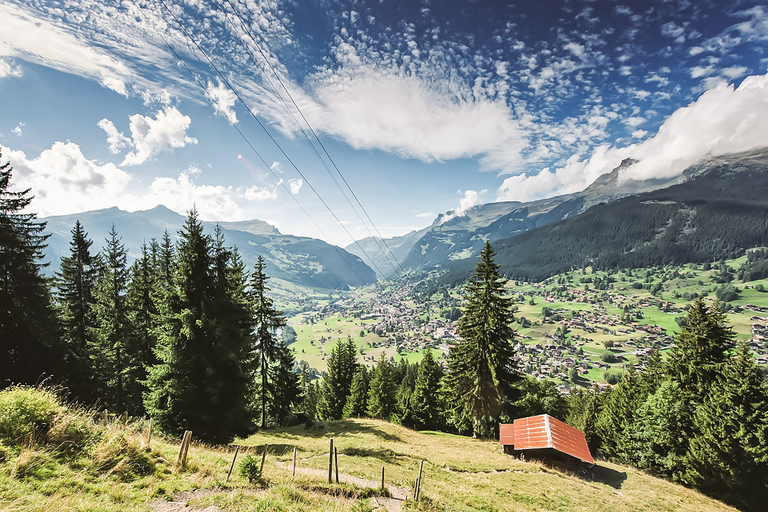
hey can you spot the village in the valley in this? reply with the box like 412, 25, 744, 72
278, 261, 768, 387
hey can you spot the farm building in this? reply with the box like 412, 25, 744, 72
500, 414, 594, 469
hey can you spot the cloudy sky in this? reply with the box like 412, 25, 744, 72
1, 0, 768, 249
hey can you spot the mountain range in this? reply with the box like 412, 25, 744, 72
40, 148, 768, 289
41, 205, 375, 290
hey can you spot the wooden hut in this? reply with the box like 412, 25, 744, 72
500, 414, 594, 469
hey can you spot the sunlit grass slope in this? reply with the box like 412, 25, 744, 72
0, 387, 738, 512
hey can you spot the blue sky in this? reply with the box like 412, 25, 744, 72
1, 0, 768, 247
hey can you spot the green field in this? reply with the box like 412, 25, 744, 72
280, 256, 768, 381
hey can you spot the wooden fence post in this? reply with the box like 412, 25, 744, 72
416, 459, 424, 501
328, 438, 334, 484
292, 447, 297, 477
334, 447, 339, 484
260, 443, 268, 474
226, 446, 240, 482
177, 430, 192, 468
381, 466, 385, 490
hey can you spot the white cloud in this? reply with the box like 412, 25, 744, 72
0, 58, 22, 79
145, 170, 245, 220
97, 118, 130, 154
289, 178, 303, 195
244, 185, 279, 201
307, 67, 525, 170
620, 73, 768, 182
121, 107, 198, 166
0, 3, 129, 95
497, 144, 635, 202
624, 117, 645, 127
2, 141, 132, 216
206, 79, 238, 124
441, 189, 486, 223
497, 72, 768, 202
721, 66, 748, 80
11, 122, 24, 137
691, 66, 714, 78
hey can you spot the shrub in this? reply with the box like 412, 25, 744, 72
239, 454, 262, 483
0, 387, 62, 446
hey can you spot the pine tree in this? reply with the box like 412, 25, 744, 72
409, 349, 445, 430
445, 241, 520, 437
596, 368, 646, 460
367, 354, 396, 420
298, 361, 319, 420
394, 360, 418, 427
90, 225, 139, 413
666, 298, 735, 401
269, 342, 301, 425
145, 210, 254, 443
0, 151, 57, 387
343, 366, 369, 418
623, 380, 689, 480
54, 220, 101, 401
249, 254, 289, 427
127, 242, 159, 376
685, 344, 768, 510
317, 338, 358, 420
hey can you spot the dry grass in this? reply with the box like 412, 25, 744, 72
0, 387, 739, 512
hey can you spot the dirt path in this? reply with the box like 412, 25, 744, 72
285, 463, 411, 512
147, 464, 411, 512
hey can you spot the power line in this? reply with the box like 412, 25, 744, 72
130, 0, 372, 285
151, 0, 389, 280
217, 0, 405, 278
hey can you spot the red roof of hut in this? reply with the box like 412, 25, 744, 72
499, 414, 594, 465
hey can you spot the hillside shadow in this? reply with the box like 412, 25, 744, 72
590, 464, 628, 489
260, 420, 402, 443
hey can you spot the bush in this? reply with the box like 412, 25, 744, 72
239, 454, 263, 483
0, 387, 63, 446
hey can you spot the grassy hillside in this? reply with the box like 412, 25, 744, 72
0, 387, 739, 512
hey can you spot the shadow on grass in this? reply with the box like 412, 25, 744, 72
590, 464, 628, 489
259, 420, 402, 443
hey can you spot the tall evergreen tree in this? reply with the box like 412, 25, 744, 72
54, 220, 101, 401
0, 151, 57, 387
343, 366, 369, 418
409, 349, 445, 430
685, 344, 768, 510
90, 225, 139, 414
445, 241, 520, 437
269, 343, 302, 425
367, 354, 396, 420
145, 210, 254, 443
127, 242, 159, 376
250, 254, 287, 428
316, 338, 358, 420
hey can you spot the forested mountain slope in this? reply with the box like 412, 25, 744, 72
490, 150, 768, 281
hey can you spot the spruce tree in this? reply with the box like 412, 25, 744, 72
127, 242, 159, 376
269, 342, 301, 425
317, 338, 358, 420
685, 344, 768, 510
54, 220, 101, 401
250, 254, 287, 427
0, 151, 57, 387
409, 349, 445, 430
343, 366, 369, 418
445, 241, 519, 437
145, 210, 254, 443
90, 225, 136, 413
667, 298, 735, 400
367, 353, 396, 420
